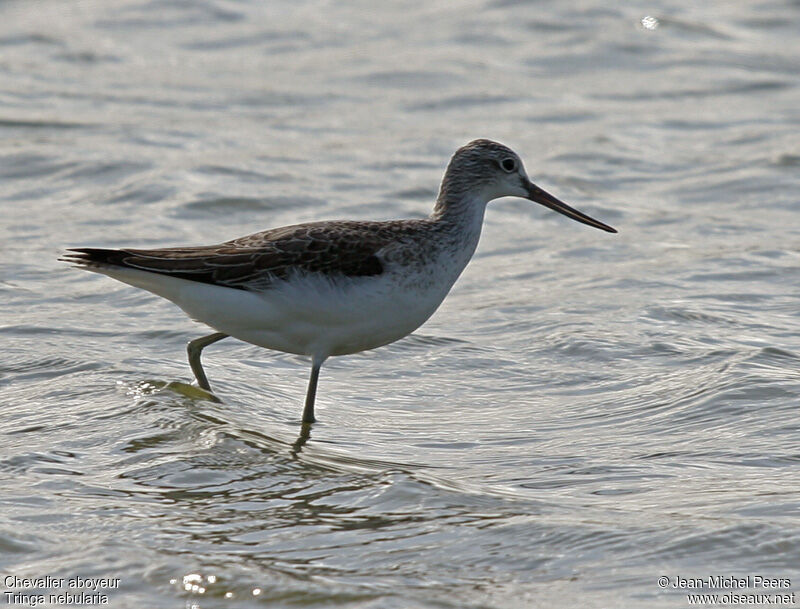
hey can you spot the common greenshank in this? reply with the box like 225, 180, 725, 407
62, 139, 616, 423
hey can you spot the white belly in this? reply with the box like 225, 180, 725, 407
205, 271, 450, 357
93, 264, 455, 359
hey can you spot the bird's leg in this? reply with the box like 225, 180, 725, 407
187, 333, 228, 391
291, 423, 312, 457
302, 357, 325, 424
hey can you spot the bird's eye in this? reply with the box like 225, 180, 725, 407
500, 158, 517, 172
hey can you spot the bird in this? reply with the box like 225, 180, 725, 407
62, 139, 617, 424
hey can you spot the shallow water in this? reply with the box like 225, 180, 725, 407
2, 0, 800, 607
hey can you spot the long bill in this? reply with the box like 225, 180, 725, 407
526, 181, 617, 233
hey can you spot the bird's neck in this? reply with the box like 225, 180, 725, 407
429, 189, 488, 266
430, 186, 488, 230
429, 156, 495, 233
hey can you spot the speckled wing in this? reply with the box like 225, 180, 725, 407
64, 220, 409, 291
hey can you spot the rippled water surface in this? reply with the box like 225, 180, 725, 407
2, 1, 800, 607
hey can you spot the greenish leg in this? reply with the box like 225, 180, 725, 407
187, 333, 228, 391
302, 357, 324, 424
291, 422, 312, 456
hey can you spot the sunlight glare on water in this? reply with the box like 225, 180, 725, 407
641, 15, 660, 30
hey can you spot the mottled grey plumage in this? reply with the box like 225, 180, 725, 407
65, 220, 411, 291
63, 140, 547, 292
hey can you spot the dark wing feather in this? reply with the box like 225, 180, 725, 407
62, 221, 407, 291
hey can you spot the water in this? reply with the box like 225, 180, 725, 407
1, 0, 799, 607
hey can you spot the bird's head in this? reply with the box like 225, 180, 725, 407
439, 139, 617, 233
